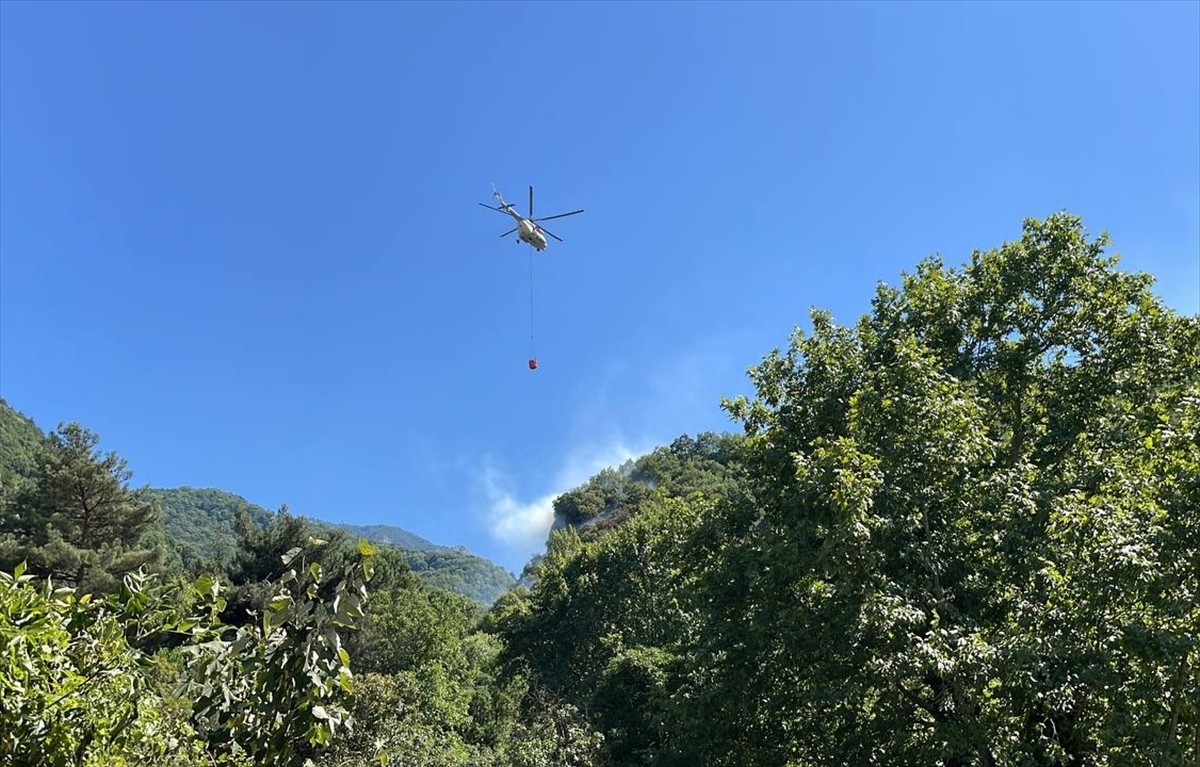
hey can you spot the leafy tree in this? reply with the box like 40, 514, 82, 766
488, 212, 1197, 767
0, 422, 164, 594
219, 505, 385, 629
552, 466, 639, 529
687, 212, 1200, 765
0, 562, 225, 767
330, 550, 521, 766
0, 530, 379, 767
180, 536, 379, 766
501, 687, 606, 767
493, 492, 716, 766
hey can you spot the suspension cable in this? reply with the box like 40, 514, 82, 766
528, 244, 536, 360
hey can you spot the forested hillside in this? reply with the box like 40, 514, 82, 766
1, 213, 1196, 766
0, 401, 515, 605
396, 545, 519, 606
0, 397, 42, 491
148, 486, 276, 573
331, 522, 439, 550
147, 484, 516, 605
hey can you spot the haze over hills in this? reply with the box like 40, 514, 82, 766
0, 397, 517, 605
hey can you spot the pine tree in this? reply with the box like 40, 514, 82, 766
0, 422, 161, 593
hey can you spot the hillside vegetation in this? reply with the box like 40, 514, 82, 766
0, 397, 43, 491
148, 486, 276, 572
145, 484, 516, 605
0, 402, 515, 605
330, 522, 439, 550
1, 213, 1196, 766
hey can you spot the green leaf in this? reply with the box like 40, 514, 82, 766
193, 573, 217, 598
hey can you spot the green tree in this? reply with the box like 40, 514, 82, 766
179, 536, 379, 766
0, 562, 226, 767
687, 212, 1199, 765
329, 552, 522, 767
0, 532, 379, 767
0, 423, 163, 594
491, 491, 717, 766
219, 505, 388, 628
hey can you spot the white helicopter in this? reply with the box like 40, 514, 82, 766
478, 184, 583, 252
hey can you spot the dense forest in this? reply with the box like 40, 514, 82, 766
1, 213, 1196, 766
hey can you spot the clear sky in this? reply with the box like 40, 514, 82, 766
1, 0, 1197, 575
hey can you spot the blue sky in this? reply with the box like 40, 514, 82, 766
1, 0, 1197, 575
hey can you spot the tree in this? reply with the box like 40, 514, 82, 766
179, 536, 379, 766
686, 212, 1199, 765
0, 422, 162, 594
0, 533, 381, 767
0, 562, 226, 767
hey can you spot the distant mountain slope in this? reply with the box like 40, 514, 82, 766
149, 487, 516, 605
147, 486, 274, 567
328, 522, 438, 551
396, 546, 518, 606
0, 399, 516, 605
549, 431, 745, 540
0, 397, 46, 489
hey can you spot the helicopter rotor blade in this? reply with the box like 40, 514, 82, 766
529, 185, 534, 219
534, 209, 584, 223
538, 226, 564, 243
500, 227, 517, 238
479, 202, 512, 215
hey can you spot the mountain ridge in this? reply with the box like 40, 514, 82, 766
149, 485, 518, 605
0, 398, 516, 605
324, 521, 441, 552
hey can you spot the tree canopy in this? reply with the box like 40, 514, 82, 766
491, 213, 1200, 766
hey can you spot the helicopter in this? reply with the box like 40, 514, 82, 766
478, 184, 583, 252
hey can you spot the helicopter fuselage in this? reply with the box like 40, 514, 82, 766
517, 219, 547, 250
499, 204, 547, 250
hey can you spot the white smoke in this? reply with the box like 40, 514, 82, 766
479, 440, 646, 558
